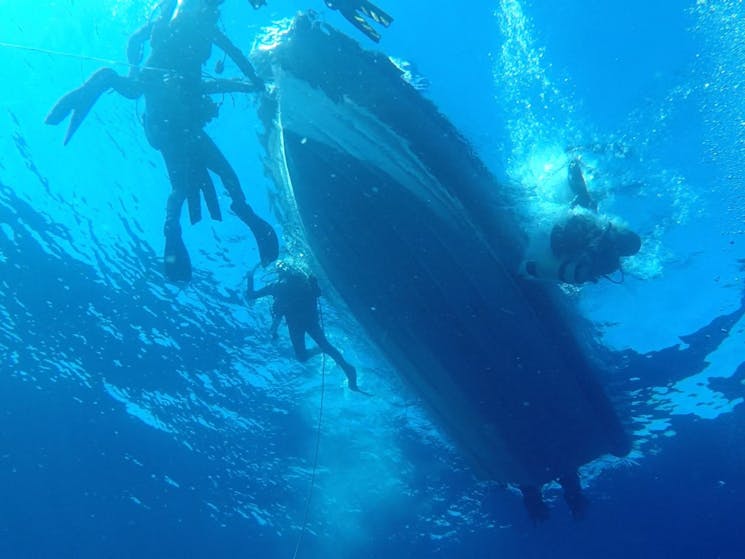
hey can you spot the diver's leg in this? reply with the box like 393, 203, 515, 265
162, 135, 213, 225
201, 135, 278, 266
163, 189, 192, 282
161, 148, 193, 282
46, 68, 140, 145
306, 322, 358, 390
519, 484, 550, 525
112, 75, 143, 100
270, 313, 283, 340
288, 321, 310, 362
558, 471, 588, 520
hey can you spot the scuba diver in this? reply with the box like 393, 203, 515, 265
246, 262, 366, 393
46, 0, 278, 282
525, 213, 641, 285
524, 158, 641, 285
249, 0, 393, 43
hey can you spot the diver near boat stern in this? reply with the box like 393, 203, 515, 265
46, 0, 278, 283
246, 262, 368, 394
524, 158, 641, 285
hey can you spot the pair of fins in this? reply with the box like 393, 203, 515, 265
251, 1, 393, 43
45, 68, 136, 146
325, 0, 393, 43
163, 209, 279, 283
46, 74, 279, 284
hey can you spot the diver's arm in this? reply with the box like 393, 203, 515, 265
203, 78, 260, 95
524, 253, 563, 283
213, 31, 264, 89
308, 275, 322, 298
126, 22, 154, 69
270, 313, 283, 340
248, 284, 277, 301
125, 0, 179, 77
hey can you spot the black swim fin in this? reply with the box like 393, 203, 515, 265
326, 1, 393, 42
45, 68, 119, 145
185, 168, 223, 225
232, 202, 279, 267
359, 1, 393, 27
200, 173, 223, 222
345, 11, 382, 42
164, 230, 192, 282
250, 216, 279, 267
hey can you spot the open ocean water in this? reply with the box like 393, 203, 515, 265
1, 0, 744, 557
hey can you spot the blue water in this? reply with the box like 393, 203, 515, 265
1, 1, 744, 557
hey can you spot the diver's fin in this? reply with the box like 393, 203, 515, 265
232, 202, 279, 267
186, 168, 223, 225
359, 1, 393, 27
164, 231, 192, 282
344, 10, 382, 42
200, 173, 223, 222
45, 68, 119, 145
250, 216, 279, 267
45, 94, 75, 126
186, 186, 203, 225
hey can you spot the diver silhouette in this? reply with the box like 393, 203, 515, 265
524, 159, 641, 285
247, 262, 367, 393
46, 0, 278, 282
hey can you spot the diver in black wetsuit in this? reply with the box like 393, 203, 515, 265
246, 262, 365, 393
249, 0, 393, 42
524, 159, 641, 285
535, 213, 641, 285
46, 0, 278, 282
